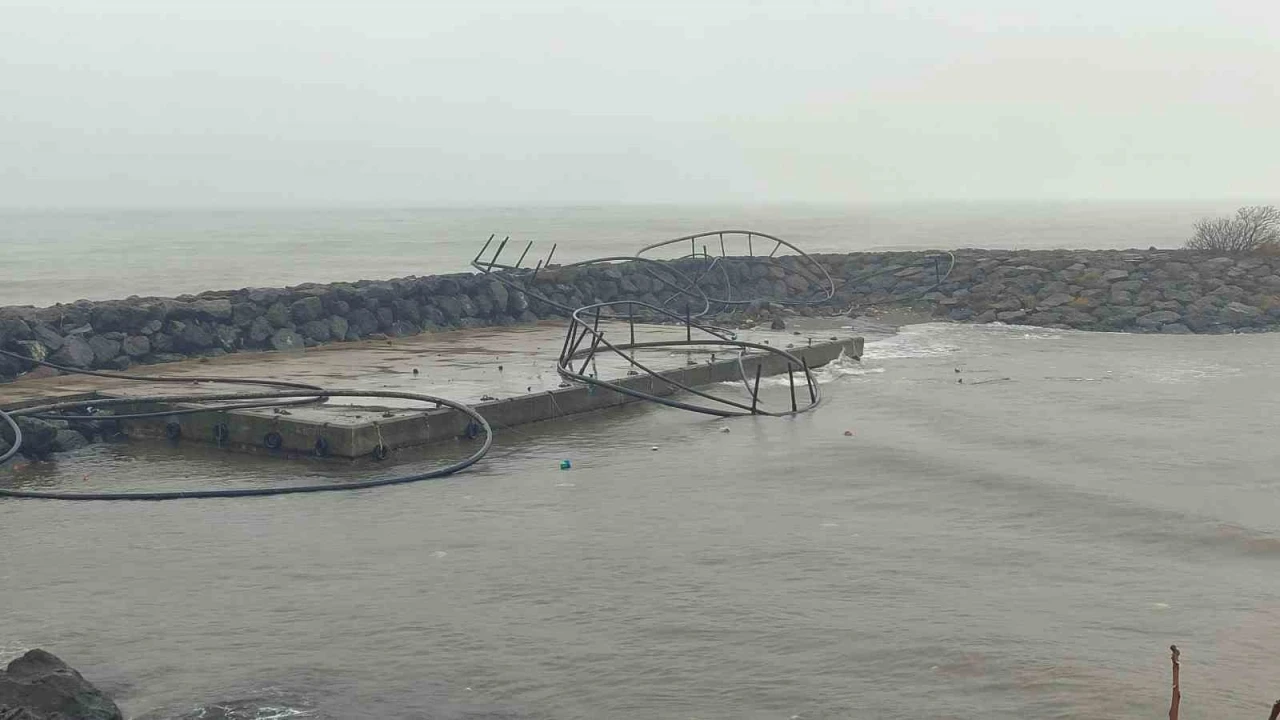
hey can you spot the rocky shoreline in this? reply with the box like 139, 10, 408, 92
3, 248, 1279, 384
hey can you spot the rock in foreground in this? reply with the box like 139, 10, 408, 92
0, 650, 122, 720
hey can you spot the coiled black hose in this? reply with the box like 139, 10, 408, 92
0, 349, 492, 501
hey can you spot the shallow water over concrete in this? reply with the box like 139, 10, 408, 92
4, 322, 1280, 718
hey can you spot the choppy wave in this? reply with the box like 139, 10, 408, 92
0, 641, 29, 664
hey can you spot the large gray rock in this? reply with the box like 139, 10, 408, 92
508, 290, 529, 315
86, 336, 121, 366
121, 335, 151, 357
190, 299, 233, 321
1037, 293, 1073, 308
0, 316, 34, 349
433, 296, 463, 321
299, 319, 331, 342
1223, 301, 1263, 325
392, 299, 423, 324
49, 336, 95, 369
346, 308, 379, 337
174, 322, 214, 352
230, 302, 261, 327
1136, 310, 1184, 327
13, 418, 58, 458
246, 316, 274, 344
1102, 269, 1130, 281
389, 320, 419, 337
264, 302, 291, 328
488, 280, 509, 310
269, 328, 304, 352
328, 315, 349, 341
290, 296, 324, 324
213, 324, 239, 351
11, 341, 49, 365
0, 649, 123, 720
52, 429, 90, 452
150, 332, 175, 353
29, 324, 64, 352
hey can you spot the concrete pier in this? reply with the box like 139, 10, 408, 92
109, 336, 863, 458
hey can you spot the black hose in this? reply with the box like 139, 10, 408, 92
0, 390, 491, 501
0, 350, 492, 501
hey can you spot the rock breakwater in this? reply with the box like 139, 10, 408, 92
2, 248, 1277, 383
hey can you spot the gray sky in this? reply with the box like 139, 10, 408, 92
2, 0, 1277, 208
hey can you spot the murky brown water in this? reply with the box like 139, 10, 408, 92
5, 321, 1280, 719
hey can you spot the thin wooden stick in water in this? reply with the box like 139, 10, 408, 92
1268, 699, 1280, 720
1169, 645, 1180, 720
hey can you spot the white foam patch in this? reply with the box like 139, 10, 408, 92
864, 324, 963, 359
972, 322, 1065, 340
1143, 363, 1241, 384
716, 352, 884, 389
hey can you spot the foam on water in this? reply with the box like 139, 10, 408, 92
862, 322, 964, 359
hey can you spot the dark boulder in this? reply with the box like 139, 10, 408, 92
230, 302, 260, 327
0, 351, 28, 379
269, 328, 304, 352
346, 308, 379, 337
150, 332, 175, 353
52, 429, 90, 452
1136, 310, 1182, 329
290, 296, 324, 324
392, 299, 422, 324
508, 290, 529, 315
29, 324, 64, 352
174, 322, 214, 352
14, 418, 58, 458
213, 324, 240, 351
375, 307, 395, 330
189, 299, 233, 322
246, 317, 274, 345
388, 320, 419, 337
101, 356, 132, 371
328, 316, 349, 341
264, 302, 291, 328
433, 296, 463, 321
86, 336, 122, 367
0, 316, 34, 348
49, 336, 95, 369
10, 341, 49, 366
121, 336, 151, 358
299, 320, 331, 342
0, 649, 123, 720
488, 280, 509, 310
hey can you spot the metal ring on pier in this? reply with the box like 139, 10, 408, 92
634, 230, 836, 308
471, 230, 831, 417
557, 300, 822, 418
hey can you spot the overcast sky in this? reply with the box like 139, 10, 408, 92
2, 0, 1276, 208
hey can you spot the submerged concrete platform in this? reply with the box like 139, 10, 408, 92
109, 335, 863, 458
2, 321, 863, 459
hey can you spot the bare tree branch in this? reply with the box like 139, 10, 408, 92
1169, 644, 1181, 720
1186, 205, 1280, 254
